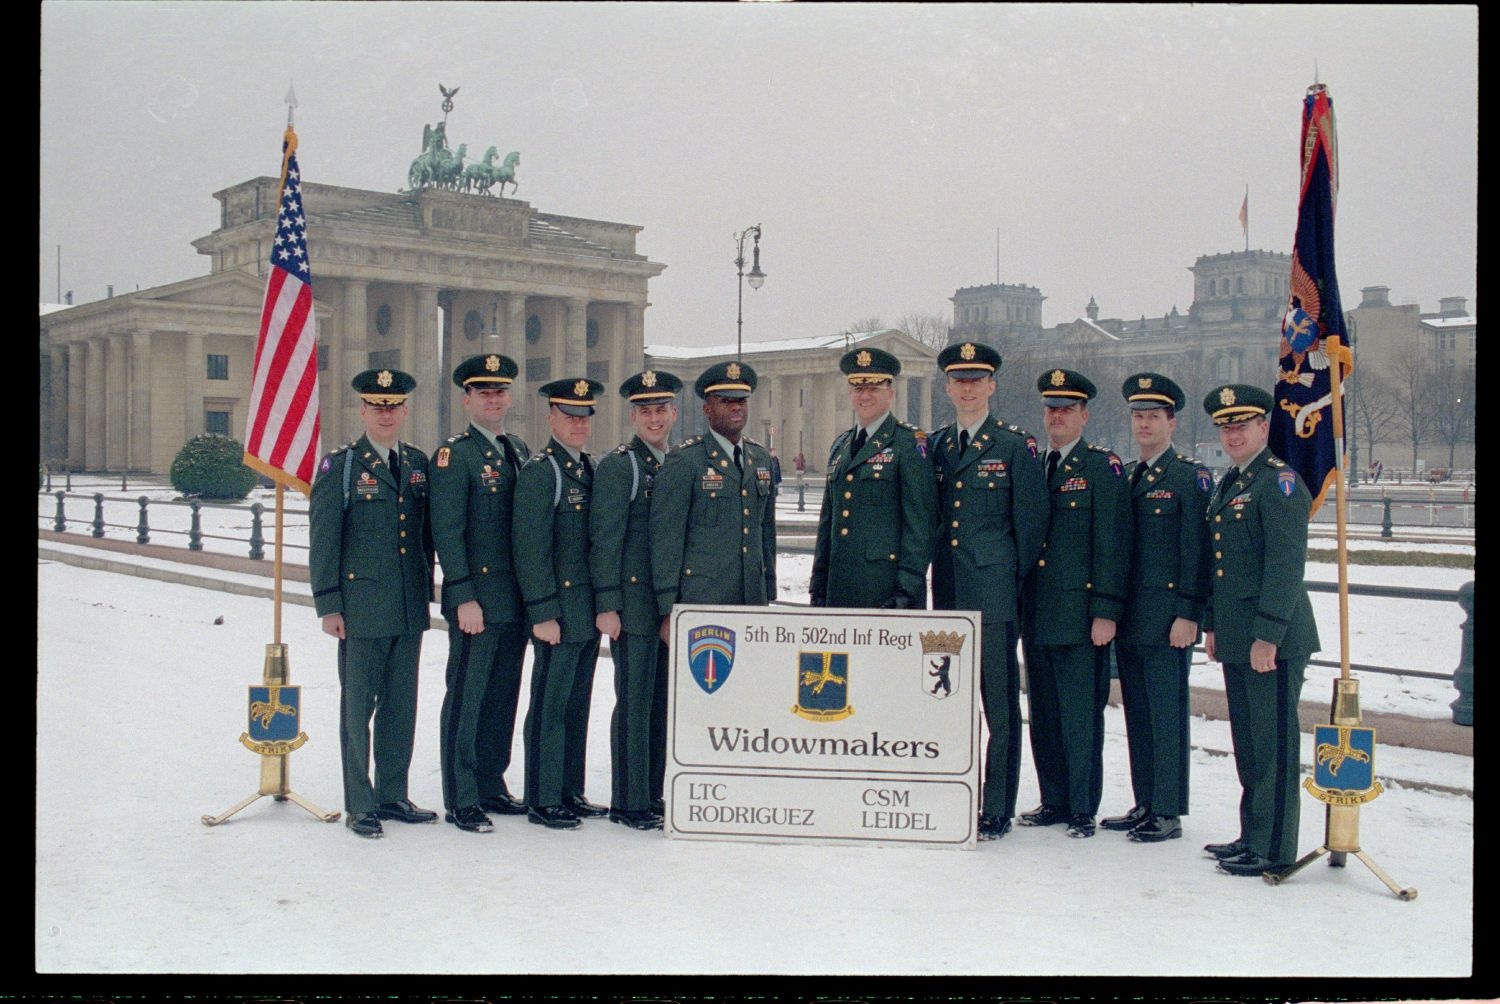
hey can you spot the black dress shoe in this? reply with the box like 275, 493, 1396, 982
977, 815, 1012, 841
1100, 804, 1150, 832
445, 805, 494, 833
1128, 814, 1182, 843
1065, 813, 1096, 838
649, 797, 666, 815
375, 799, 438, 823
562, 794, 608, 818
478, 792, 528, 816
528, 805, 583, 829
345, 812, 384, 839
1217, 850, 1284, 877
609, 808, 664, 830
1203, 838, 1249, 860
1018, 804, 1069, 827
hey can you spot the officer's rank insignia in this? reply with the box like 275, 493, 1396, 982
485, 354, 501, 371
920, 630, 964, 701
240, 685, 308, 755
1278, 470, 1297, 497
1304, 725, 1382, 805
377, 370, 394, 388
726, 362, 742, 380
1197, 466, 1213, 493
794, 651, 853, 721
960, 342, 976, 360
688, 625, 736, 694
1050, 369, 1066, 387
436, 447, 451, 468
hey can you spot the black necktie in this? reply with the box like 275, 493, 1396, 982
1221, 466, 1240, 496
733, 444, 742, 472
959, 429, 970, 452
1045, 449, 1060, 482
388, 449, 399, 482
498, 434, 519, 473
851, 428, 867, 456
1130, 462, 1146, 490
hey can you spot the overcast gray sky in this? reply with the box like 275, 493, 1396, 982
40, 2, 1476, 349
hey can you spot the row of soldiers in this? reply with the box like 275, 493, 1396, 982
309, 344, 1317, 879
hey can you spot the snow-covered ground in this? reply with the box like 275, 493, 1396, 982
35, 557, 1472, 976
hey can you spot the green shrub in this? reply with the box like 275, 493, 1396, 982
170, 434, 257, 500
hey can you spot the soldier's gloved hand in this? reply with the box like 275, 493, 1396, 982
880, 593, 912, 610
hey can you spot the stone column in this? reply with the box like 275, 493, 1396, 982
48, 342, 67, 465
84, 338, 107, 469
564, 297, 589, 378
182, 332, 205, 447
67, 342, 86, 469
412, 284, 441, 449
437, 290, 456, 439
503, 293, 530, 442
342, 280, 369, 441
606, 303, 628, 445
130, 332, 153, 471
106, 334, 129, 470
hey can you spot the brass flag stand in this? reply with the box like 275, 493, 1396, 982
203, 92, 339, 828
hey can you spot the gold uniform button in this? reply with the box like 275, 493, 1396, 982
710, 491, 717, 498
873, 472, 881, 479
1215, 532, 1222, 540
889, 554, 896, 560
840, 528, 848, 536
347, 573, 355, 580
1069, 501, 1077, 508
951, 520, 959, 528
1235, 512, 1243, 519
1215, 515, 1222, 523
564, 580, 571, 587
630, 576, 637, 583
1216, 551, 1223, 559
400, 547, 407, 554
685, 568, 692, 576
954, 500, 961, 508
400, 530, 407, 537
742, 545, 748, 553
743, 527, 749, 535
398, 496, 404, 503
1217, 569, 1224, 577
399, 513, 406, 521
1167, 582, 1175, 589
843, 491, 852, 500
1085, 582, 1093, 589
744, 508, 750, 515
1038, 559, 1046, 567
841, 509, 849, 517
951, 538, 959, 547
491, 487, 497, 493
575, 504, 582, 510
955, 481, 963, 489
846, 474, 854, 482
741, 488, 748, 496
1154, 508, 1162, 514
481, 566, 489, 573
989, 483, 995, 489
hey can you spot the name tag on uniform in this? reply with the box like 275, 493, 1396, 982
566, 489, 588, 507
1059, 476, 1088, 492
701, 467, 725, 491
480, 465, 501, 487
355, 472, 380, 496
978, 460, 1007, 477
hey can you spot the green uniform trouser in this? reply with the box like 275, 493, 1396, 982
338, 634, 422, 815
439, 620, 527, 811
649, 641, 668, 805
1024, 641, 1110, 815
979, 620, 1023, 819
1223, 656, 1306, 865
1115, 642, 1191, 817
522, 636, 601, 809
610, 632, 667, 812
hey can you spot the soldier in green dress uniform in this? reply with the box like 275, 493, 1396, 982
1199, 384, 1320, 876
929, 342, 1049, 841
810, 347, 936, 609
309, 368, 438, 839
590, 369, 683, 830
1019, 368, 1131, 839
1100, 372, 1212, 844
429, 353, 531, 834
512, 377, 609, 829
650, 361, 777, 612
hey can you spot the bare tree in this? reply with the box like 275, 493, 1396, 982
1426, 364, 1476, 472
1344, 365, 1402, 477
842, 315, 886, 335
895, 311, 950, 350
1389, 333, 1432, 473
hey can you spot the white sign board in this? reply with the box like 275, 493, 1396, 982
666, 605, 982, 848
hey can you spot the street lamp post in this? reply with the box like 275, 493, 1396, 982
734, 224, 766, 360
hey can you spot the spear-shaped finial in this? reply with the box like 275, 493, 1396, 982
285, 82, 299, 128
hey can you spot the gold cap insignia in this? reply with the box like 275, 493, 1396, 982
573, 379, 590, 398
726, 362, 742, 380
1051, 370, 1066, 387
377, 370, 394, 388
1220, 387, 1236, 406
485, 355, 501, 372
1138, 376, 1152, 389
856, 349, 872, 367
960, 343, 976, 360
642, 370, 657, 387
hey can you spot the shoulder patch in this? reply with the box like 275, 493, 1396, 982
1277, 470, 1297, 496
1024, 435, 1039, 459
913, 428, 928, 458
1196, 466, 1214, 494
1102, 450, 1124, 477
436, 446, 451, 468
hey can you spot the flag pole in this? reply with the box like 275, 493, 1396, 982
204, 84, 337, 827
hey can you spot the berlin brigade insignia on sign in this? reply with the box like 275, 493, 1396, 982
688, 625, 735, 694
920, 630, 965, 701
240, 685, 309, 755
794, 652, 853, 722
1305, 725, 1382, 805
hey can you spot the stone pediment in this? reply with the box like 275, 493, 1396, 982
1055, 318, 1120, 344
135, 270, 270, 309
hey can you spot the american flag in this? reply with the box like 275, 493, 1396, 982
242, 127, 321, 495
